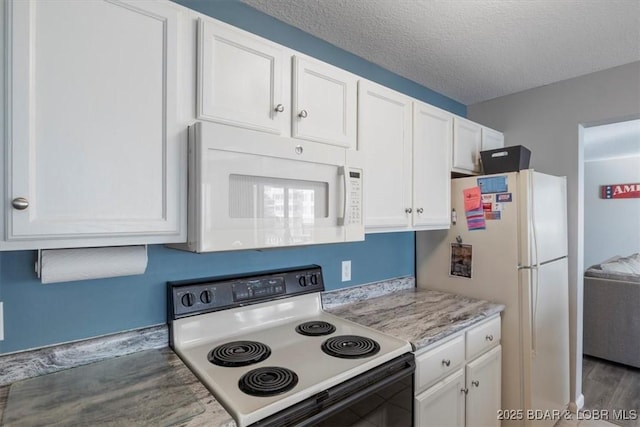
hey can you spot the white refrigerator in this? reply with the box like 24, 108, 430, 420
416, 169, 570, 426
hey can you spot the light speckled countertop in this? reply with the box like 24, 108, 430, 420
326, 288, 505, 351
0, 347, 235, 427
0, 279, 503, 426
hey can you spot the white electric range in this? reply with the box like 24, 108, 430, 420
168, 265, 414, 427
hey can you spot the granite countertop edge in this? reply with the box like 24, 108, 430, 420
325, 286, 505, 352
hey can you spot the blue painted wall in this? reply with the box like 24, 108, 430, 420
0, 0, 465, 354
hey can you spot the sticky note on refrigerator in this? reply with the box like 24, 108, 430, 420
463, 187, 482, 211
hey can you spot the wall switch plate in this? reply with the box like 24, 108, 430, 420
0, 302, 4, 341
341, 260, 351, 282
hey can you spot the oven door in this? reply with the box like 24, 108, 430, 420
191, 122, 364, 252
251, 353, 415, 427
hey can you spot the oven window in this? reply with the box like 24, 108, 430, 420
313, 375, 413, 427
229, 174, 329, 221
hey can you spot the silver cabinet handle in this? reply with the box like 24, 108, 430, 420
298, 109, 308, 118
486, 334, 494, 341
417, 208, 424, 214
461, 388, 469, 395
274, 104, 285, 113
441, 359, 451, 367
472, 380, 480, 387
12, 197, 29, 210
295, 145, 304, 155
405, 208, 412, 214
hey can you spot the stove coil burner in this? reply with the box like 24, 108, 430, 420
238, 367, 298, 397
321, 335, 381, 359
208, 341, 271, 367
295, 321, 337, 336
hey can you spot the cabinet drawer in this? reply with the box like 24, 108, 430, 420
466, 316, 501, 360
415, 335, 465, 393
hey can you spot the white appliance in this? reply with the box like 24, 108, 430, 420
416, 170, 570, 426
168, 265, 414, 427
173, 122, 364, 252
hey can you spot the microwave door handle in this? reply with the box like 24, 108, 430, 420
338, 166, 347, 226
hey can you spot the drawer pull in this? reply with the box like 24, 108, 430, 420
486, 334, 494, 341
461, 388, 469, 394
472, 380, 480, 387
441, 359, 451, 367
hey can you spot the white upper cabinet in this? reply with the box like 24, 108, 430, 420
359, 81, 452, 232
197, 19, 357, 149
452, 117, 504, 175
358, 80, 413, 230
292, 56, 357, 149
452, 116, 482, 174
481, 126, 504, 151
197, 19, 288, 135
413, 102, 453, 229
2, 0, 187, 249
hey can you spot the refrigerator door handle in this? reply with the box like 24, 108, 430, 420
529, 173, 540, 357
531, 266, 538, 357
520, 265, 538, 356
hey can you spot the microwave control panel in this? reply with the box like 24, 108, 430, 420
342, 167, 362, 226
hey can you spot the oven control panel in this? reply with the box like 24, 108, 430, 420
168, 265, 324, 318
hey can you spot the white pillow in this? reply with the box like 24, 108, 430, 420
601, 254, 640, 275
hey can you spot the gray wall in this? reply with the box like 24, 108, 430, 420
468, 61, 640, 410
584, 156, 640, 268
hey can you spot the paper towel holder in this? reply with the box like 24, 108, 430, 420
35, 245, 148, 283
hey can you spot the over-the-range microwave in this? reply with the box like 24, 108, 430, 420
171, 122, 364, 252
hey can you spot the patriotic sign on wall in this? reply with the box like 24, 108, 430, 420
601, 183, 640, 199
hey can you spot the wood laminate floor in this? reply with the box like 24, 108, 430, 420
581, 355, 639, 427
556, 356, 639, 427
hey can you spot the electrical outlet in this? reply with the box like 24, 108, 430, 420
0, 302, 4, 341
341, 260, 351, 282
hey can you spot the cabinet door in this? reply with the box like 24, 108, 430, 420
413, 102, 452, 229
481, 127, 504, 151
198, 19, 287, 135
415, 369, 465, 427
6, 0, 185, 245
358, 80, 412, 230
452, 117, 482, 173
292, 56, 357, 148
466, 345, 502, 427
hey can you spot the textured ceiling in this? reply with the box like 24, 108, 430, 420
241, 0, 640, 105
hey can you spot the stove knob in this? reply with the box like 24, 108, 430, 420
181, 292, 195, 307
200, 290, 213, 304
309, 274, 318, 286
298, 275, 307, 287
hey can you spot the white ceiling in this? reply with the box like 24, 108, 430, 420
584, 119, 640, 162
241, 0, 640, 105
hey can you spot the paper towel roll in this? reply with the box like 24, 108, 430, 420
39, 246, 148, 284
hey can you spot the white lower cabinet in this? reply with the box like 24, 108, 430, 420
416, 368, 466, 427
466, 346, 502, 427
414, 316, 502, 427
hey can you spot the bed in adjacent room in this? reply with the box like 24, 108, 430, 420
583, 253, 640, 368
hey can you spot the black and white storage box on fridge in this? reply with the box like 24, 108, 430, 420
480, 145, 531, 174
